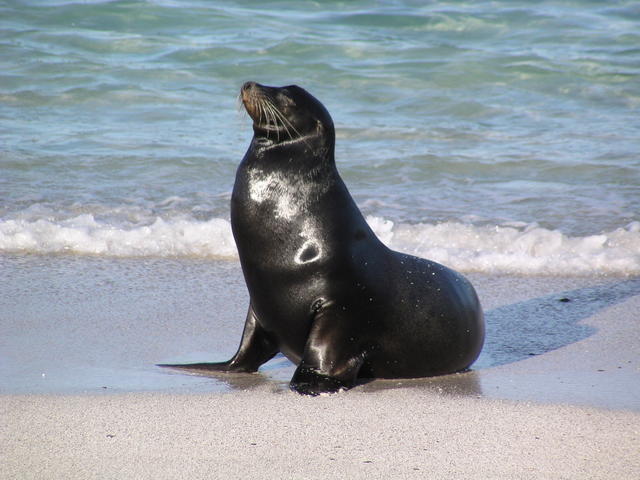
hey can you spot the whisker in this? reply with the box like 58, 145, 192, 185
257, 100, 267, 135
265, 100, 297, 140
268, 103, 309, 147
269, 103, 281, 142
267, 104, 292, 140
276, 107, 302, 138
262, 100, 278, 141
264, 101, 286, 142
261, 99, 276, 141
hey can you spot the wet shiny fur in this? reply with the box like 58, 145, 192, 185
160, 82, 484, 395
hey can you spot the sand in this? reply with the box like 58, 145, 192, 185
2, 389, 639, 479
1, 255, 639, 478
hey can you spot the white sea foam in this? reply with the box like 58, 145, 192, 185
1, 214, 639, 275
0, 215, 237, 259
367, 216, 640, 276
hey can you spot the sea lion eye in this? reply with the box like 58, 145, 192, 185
278, 91, 296, 107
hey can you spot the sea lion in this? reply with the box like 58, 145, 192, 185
160, 81, 484, 395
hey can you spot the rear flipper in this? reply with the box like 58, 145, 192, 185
158, 304, 279, 373
290, 308, 366, 396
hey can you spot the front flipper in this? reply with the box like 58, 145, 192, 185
290, 308, 365, 396
158, 304, 279, 373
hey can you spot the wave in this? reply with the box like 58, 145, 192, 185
1, 213, 639, 276
367, 217, 640, 276
0, 214, 237, 259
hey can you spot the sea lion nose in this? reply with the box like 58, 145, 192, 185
241, 82, 255, 108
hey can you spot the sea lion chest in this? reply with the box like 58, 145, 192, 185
230, 155, 337, 350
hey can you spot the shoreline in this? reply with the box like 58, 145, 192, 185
1, 254, 639, 409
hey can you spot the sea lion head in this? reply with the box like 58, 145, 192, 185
241, 82, 334, 152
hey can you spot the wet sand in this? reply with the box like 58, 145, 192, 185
1, 254, 639, 478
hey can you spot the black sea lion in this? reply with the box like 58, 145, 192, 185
160, 82, 484, 395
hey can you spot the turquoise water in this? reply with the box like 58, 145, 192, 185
1, 0, 639, 274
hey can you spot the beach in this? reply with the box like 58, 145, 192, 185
1, 255, 639, 479
2, 1, 640, 477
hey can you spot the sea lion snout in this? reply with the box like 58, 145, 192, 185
241, 81, 258, 118
241, 81, 274, 124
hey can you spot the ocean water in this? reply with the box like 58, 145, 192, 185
2, 0, 639, 275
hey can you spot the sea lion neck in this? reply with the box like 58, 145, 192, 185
247, 130, 335, 173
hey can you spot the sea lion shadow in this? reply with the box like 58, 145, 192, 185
474, 277, 640, 369
157, 360, 291, 393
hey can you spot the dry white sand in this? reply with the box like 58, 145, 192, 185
2, 389, 639, 479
